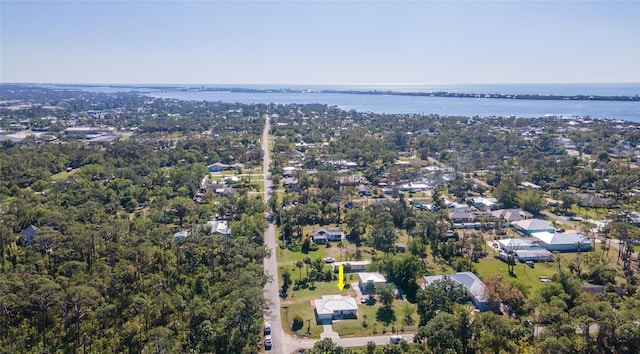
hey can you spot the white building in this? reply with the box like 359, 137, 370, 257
333, 260, 370, 273
314, 295, 358, 322
357, 272, 387, 293
496, 238, 554, 262
532, 231, 593, 252
209, 219, 231, 237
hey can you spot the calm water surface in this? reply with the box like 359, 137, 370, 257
148, 90, 640, 122
44, 83, 640, 122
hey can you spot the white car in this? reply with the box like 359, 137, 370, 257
324, 257, 335, 263
265, 335, 272, 349
264, 321, 271, 334
390, 335, 406, 343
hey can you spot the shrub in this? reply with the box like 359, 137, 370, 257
301, 238, 310, 253
292, 315, 304, 331
287, 243, 301, 252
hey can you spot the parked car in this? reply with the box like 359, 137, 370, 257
526, 261, 535, 268
265, 335, 272, 350
390, 335, 406, 344
324, 257, 335, 263
264, 321, 271, 334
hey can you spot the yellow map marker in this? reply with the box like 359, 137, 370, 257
337, 265, 345, 291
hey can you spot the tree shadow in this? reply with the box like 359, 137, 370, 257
376, 307, 396, 325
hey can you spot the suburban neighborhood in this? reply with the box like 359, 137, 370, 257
1, 85, 640, 353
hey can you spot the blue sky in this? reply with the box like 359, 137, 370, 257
1, 0, 639, 85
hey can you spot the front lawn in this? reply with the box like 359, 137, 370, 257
474, 255, 557, 296
281, 280, 358, 339
332, 301, 419, 338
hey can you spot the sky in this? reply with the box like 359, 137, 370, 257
1, 0, 639, 85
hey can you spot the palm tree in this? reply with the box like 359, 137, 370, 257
295, 261, 304, 279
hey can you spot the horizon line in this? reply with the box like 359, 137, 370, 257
2, 81, 640, 87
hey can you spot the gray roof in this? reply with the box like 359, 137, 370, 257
424, 271, 487, 303
532, 231, 592, 246
210, 220, 231, 236
20, 224, 39, 239
514, 249, 554, 261
450, 272, 487, 302
313, 228, 344, 237
315, 295, 358, 315
491, 209, 531, 222
512, 218, 554, 231
449, 212, 475, 219
497, 238, 535, 252
577, 193, 613, 207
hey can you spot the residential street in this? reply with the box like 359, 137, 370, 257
262, 115, 295, 353
262, 116, 317, 353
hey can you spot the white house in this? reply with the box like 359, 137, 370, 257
314, 295, 358, 322
312, 227, 345, 244
283, 166, 297, 177
207, 162, 230, 172
532, 231, 593, 252
471, 197, 498, 210
520, 182, 542, 190
399, 182, 431, 192
423, 272, 488, 311
358, 272, 387, 293
174, 231, 189, 243
497, 238, 537, 253
210, 219, 232, 237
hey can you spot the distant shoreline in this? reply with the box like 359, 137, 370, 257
4, 82, 639, 102
182, 87, 640, 102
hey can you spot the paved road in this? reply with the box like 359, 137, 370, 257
262, 116, 316, 353
541, 211, 579, 230
337, 334, 414, 347
261, 115, 289, 353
